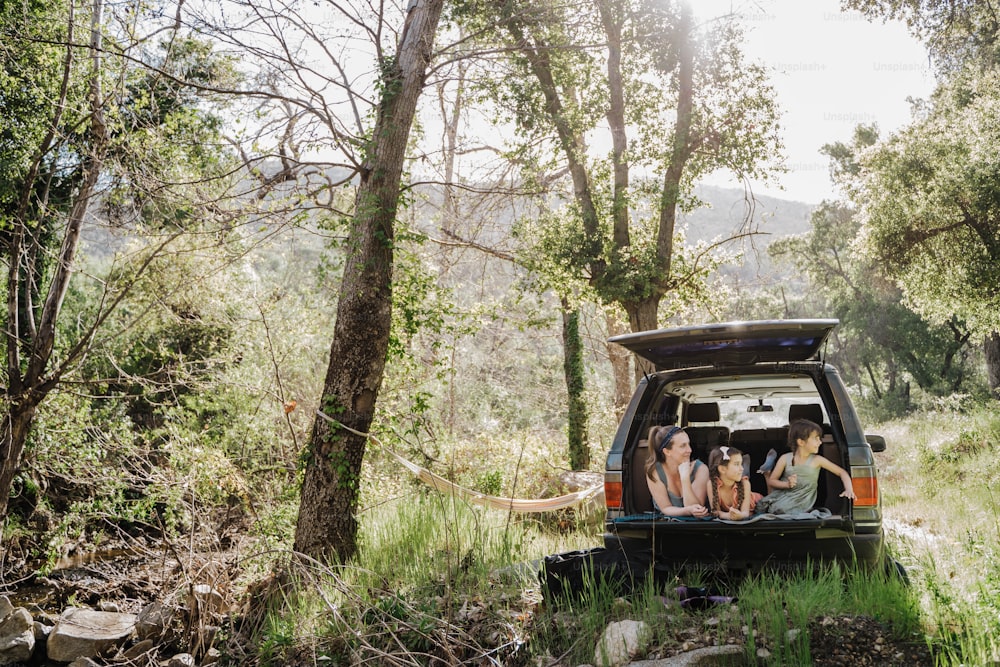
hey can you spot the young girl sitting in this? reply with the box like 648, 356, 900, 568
755, 419, 857, 515
708, 446, 763, 520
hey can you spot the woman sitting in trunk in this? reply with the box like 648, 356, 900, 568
645, 425, 710, 518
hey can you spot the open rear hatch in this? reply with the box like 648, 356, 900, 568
608, 319, 838, 370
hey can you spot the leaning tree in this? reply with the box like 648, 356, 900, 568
0, 0, 238, 517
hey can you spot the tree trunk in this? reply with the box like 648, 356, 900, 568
438, 57, 466, 236
596, 0, 630, 249
625, 297, 660, 378
561, 300, 588, 469
604, 307, 632, 418
292, 0, 445, 564
0, 400, 41, 518
865, 363, 883, 399
655, 1, 693, 276
0, 0, 106, 518
985, 331, 1000, 398
499, 4, 605, 279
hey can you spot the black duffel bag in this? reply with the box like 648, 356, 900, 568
541, 546, 642, 599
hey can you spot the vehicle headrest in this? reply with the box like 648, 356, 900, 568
687, 402, 720, 422
788, 403, 823, 425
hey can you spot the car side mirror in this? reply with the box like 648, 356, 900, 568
866, 434, 886, 452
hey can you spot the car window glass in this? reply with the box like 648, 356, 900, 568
718, 399, 825, 429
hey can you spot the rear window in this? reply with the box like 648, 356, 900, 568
711, 398, 828, 430
666, 372, 829, 431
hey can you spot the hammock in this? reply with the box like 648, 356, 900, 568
316, 410, 605, 513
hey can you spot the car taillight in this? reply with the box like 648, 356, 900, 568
851, 466, 879, 506
604, 479, 623, 509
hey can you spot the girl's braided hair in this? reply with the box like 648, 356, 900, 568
708, 445, 746, 514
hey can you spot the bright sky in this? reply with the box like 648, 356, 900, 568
694, 0, 936, 204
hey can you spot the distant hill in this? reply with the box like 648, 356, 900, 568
682, 184, 815, 244
681, 184, 817, 283
75, 178, 817, 294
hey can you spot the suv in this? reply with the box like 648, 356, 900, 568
601, 319, 886, 573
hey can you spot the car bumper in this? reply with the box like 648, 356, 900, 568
603, 518, 884, 572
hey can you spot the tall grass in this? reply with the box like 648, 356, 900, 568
243, 491, 599, 665
241, 405, 1000, 665
876, 404, 1000, 665
731, 562, 920, 665
243, 497, 921, 665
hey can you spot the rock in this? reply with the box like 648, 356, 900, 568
33, 619, 52, 643
0, 607, 35, 664
558, 471, 605, 517
594, 619, 648, 667
629, 644, 744, 666
46, 608, 137, 663
202, 647, 222, 665
683, 645, 744, 665
191, 624, 219, 655
97, 601, 120, 613
68, 658, 101, 667
135, 602, 173, 641
0, 596, 13, 622
168, 652, 196, 666
558, 470, 603, 491
122, 638, 155, 659
190, 584, 227, 617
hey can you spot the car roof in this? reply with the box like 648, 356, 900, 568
608, 319, 838, 370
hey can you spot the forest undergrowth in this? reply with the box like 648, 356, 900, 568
4, 403, 1000, 666
225, 403, 1000, 665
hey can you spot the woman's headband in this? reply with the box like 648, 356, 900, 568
657, 426, 684, 453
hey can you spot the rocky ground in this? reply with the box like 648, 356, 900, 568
0, 532, 240, 666
807, 614, 935, 667
2, 537, 940, 666
624, 606, 935, 666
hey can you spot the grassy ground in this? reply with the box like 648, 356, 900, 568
236, 405, 1000, 665
875, 407, 1000, 665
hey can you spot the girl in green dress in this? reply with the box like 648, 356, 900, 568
756, 419, 856, 515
